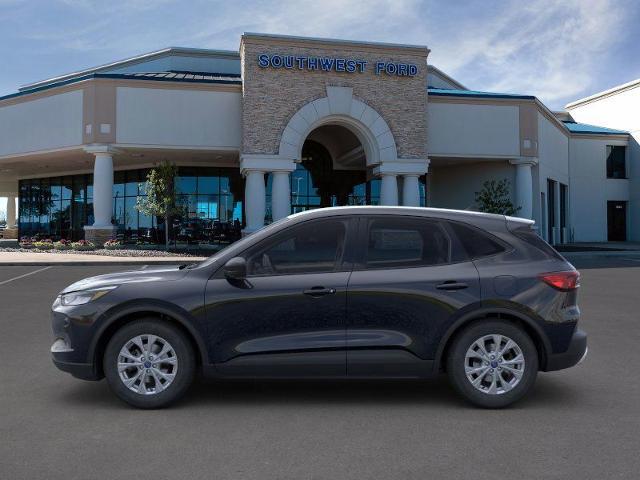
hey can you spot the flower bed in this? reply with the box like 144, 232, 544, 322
33, 241, 54, 250
54, 239, 73, 251
3, 236, 211, 257
103, 239, 123, 250
70, 240, 96, 251
0, 246, 204, 257
19, 236, 34, 249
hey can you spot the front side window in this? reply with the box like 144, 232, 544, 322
606, 145, 626, 179
365, 217, 450, 269
246, 219, 348, 276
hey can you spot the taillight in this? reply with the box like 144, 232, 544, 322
539, 271, 580, 291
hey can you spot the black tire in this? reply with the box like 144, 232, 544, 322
446, 319, 538, 408
103, 319, 196, 409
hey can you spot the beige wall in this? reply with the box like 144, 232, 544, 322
115, 86, 242, 148
240, 35, 429, 159
427, 102, 520, 157
0, 90, 83, 157
429, 161, 515, 210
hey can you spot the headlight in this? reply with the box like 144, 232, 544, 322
60, 286, 118, 306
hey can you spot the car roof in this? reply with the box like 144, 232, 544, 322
290, 205, 486, 221
287, 206, 535, 231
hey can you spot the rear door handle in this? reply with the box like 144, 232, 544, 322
303, 287, 337, 297
436, 281, 468, 291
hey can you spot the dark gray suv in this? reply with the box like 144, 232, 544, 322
51, 207, 587, 408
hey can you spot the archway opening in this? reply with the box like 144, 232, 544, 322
290, 124, 381, 213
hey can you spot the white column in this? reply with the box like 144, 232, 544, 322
6, 195, 17, 228
271, 171, 291, 221
91, 152, 115, 227
511, 158, 536, 220
402, 175, 421, 207
379, 174, 399, 206
244, 170, 266, 232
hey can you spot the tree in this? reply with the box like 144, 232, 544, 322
136, 161, 182, 250
475, 179, 520, 216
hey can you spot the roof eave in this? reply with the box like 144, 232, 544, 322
19, 46, 240, 93
565, 78, 640, 109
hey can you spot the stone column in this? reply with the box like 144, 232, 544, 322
83, 146, 117, 245
402, 175, 421, 207
374, 159, 429, 208
379, 174, 399, 206
510, 158, 537, 220
271, 171, 291, 221
240, 154, 296, 234
244, 170, 266, 233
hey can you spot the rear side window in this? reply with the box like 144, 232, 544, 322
365, 217, 450, 268
512, 227, 564, 260
448, 221, 505, 259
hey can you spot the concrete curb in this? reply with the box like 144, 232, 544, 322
563, 251, 640, 258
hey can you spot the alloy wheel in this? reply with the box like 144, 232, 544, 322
464, 334, 525, 395
117, 334, 178, 395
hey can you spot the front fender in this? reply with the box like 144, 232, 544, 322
88, 299, 210, 366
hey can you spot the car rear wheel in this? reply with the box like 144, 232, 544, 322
446, 319, 538, 408
104, 319, 195, 409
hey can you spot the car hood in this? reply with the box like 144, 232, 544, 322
61, 266, 189, 293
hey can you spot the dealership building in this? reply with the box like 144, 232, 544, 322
0, 33, 636, 245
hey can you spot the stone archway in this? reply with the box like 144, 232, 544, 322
278, 86, 398, 167
240, 86, 429, 232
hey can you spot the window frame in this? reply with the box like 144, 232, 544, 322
352, 215, 469, 272
606, 145, 627, 179
237, 216, 357, 278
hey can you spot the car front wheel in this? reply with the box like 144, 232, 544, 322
103, 319, 196, 408
446, 319, 538, 408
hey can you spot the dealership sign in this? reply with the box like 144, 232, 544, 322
257, 54, 418, 77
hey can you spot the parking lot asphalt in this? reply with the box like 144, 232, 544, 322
1, 257, 639, 480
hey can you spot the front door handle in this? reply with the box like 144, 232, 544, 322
436, 281, 468, 291
303, 286, 337, 297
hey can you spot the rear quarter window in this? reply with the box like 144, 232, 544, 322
512, 227, 565, 260
447, 221, 506, 259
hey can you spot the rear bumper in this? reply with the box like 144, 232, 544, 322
544, 328, 588, 372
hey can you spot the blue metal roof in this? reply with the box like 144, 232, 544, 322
562, 121, 628, 135
427, 87, 535, 100
0, 71, 242, 102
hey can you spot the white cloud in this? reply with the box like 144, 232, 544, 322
426, 0, 628, 107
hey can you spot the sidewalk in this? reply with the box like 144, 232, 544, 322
558, 242, 640, 252
0, 251, 208, 266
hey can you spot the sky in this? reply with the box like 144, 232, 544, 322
1, 0, 640, 214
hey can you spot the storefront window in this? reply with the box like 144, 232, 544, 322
18, 167, 244, 245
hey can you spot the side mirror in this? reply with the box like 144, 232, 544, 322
223, 256, 247, 281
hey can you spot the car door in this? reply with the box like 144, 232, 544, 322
346, 215, 481, 377
204, 216, 355, 377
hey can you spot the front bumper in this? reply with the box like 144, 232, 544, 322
52, 357, 101, 381
544, 328, 588, 371
50, 306, 104, 381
